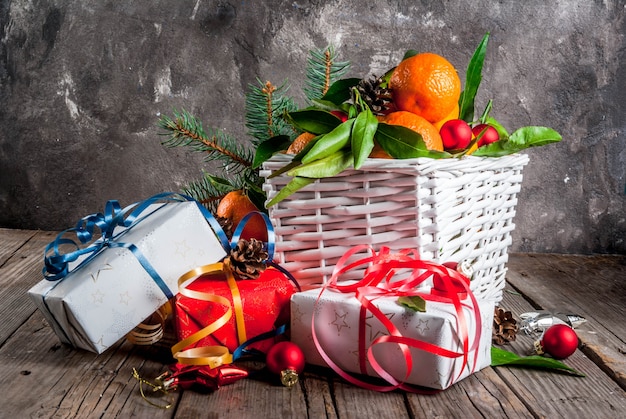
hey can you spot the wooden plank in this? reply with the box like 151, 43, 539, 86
0, 230, 57, 346
178, 361, 310, 418
77, 348, 181, 418
0, 309, 180, 418
0, 227, 37, 266
303, 336, 535, 417
300, 366, 339, 418
331, 378, 408, 417
506, 253, 626, 389
493, 283, 626, 418
406, 368, 533, 418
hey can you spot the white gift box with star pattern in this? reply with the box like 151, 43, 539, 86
290, 287, 494, 390
28, 201, 227, 354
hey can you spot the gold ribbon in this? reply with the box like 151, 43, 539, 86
127, 302, 172, 345
223, 258, 247, 345
170, 262, 248, 367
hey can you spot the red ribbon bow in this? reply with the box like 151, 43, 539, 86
311, 245, 483, 392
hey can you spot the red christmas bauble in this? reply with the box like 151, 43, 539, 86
539, 324, 579, 359
266, 341, 305, 387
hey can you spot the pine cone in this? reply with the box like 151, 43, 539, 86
216, 216, 233, 240
493, 306, 519, 345
356, 75, 396, 115
227, 238, 269, 280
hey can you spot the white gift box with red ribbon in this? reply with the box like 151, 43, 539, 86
289, 245, 493, 391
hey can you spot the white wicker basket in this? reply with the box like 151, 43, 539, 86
261, 154, 529, 302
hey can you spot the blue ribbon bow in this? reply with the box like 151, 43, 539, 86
42, 192, 234, 298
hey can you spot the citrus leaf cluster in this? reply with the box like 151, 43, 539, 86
266, 102, 446, 206
459, 33, 562, 157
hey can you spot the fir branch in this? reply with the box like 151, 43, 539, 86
304, 45, 351, 101
182, 171, 253, 212
182, 178, 225, 212
158, 44, 349, 208
159, 110, 253, 172
245, 79, 297, 145
263, 81, 275, 137
324, 49, 332, 94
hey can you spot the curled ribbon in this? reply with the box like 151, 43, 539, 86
171, 262, 236, 367
169, 211, 298, 367
127, 302, 173, 346
311, 245, 483, 393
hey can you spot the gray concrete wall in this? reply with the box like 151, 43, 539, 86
1, 0, 625, 254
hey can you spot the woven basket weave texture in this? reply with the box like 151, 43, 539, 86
261, 154, 529, 303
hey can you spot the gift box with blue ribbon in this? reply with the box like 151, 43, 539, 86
28, 193, 228, 354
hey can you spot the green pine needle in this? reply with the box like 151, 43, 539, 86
245, 79, 298, 145
181, 171, 252, 213
159, 109, 254, 175
304, 46, 350, 101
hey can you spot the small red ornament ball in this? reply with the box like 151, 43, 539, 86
472, 123, 500, 147
540, 324, 579, 359
440, 119, 473, 150
266, 341, 305, 387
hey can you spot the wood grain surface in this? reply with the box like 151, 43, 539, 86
1, 229, 624, 418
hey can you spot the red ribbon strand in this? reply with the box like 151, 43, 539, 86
311, 245, 483, 392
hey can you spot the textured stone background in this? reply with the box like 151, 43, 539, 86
1, 0, 625, 254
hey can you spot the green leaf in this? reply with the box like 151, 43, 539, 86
320, 77, 362, 105
509, 126, 563, 147
352, 109, 378, 169
402, 49, 419, 60
252, 135, 292, 168
288, 135, 326, 162
288, 110, 342, 135
246, 186, 269, 213
491, 346, 585, 377
310, 98, 345, 113
397, 296, 426, 312
348, 105, 358, 119
478, 99, 493, 124
288, 150, 353, 178
375, 123, 451, 159
473, 126, 562, 157
204, 174, 237, 193
484, 116, 510, 140
459, 33, 490, 123
379, 66, 396, 89
267, 159, 304, 179
266, 135, 327, 180
471, 140, 518, 157
301, 119, 355, 164
266, 176, 316, 207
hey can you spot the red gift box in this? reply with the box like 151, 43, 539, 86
174, 264, 296, 355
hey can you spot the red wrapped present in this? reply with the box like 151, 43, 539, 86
174, 261, 296, 359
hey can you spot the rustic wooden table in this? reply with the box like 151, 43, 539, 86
1, 228, 624, 418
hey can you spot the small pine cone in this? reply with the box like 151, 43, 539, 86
356, 75, 396, 116
492, 306, 519, 345
228, 238, 269, 280
216, 216, 233, 240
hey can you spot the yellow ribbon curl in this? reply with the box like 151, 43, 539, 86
170, 261, 248, 367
